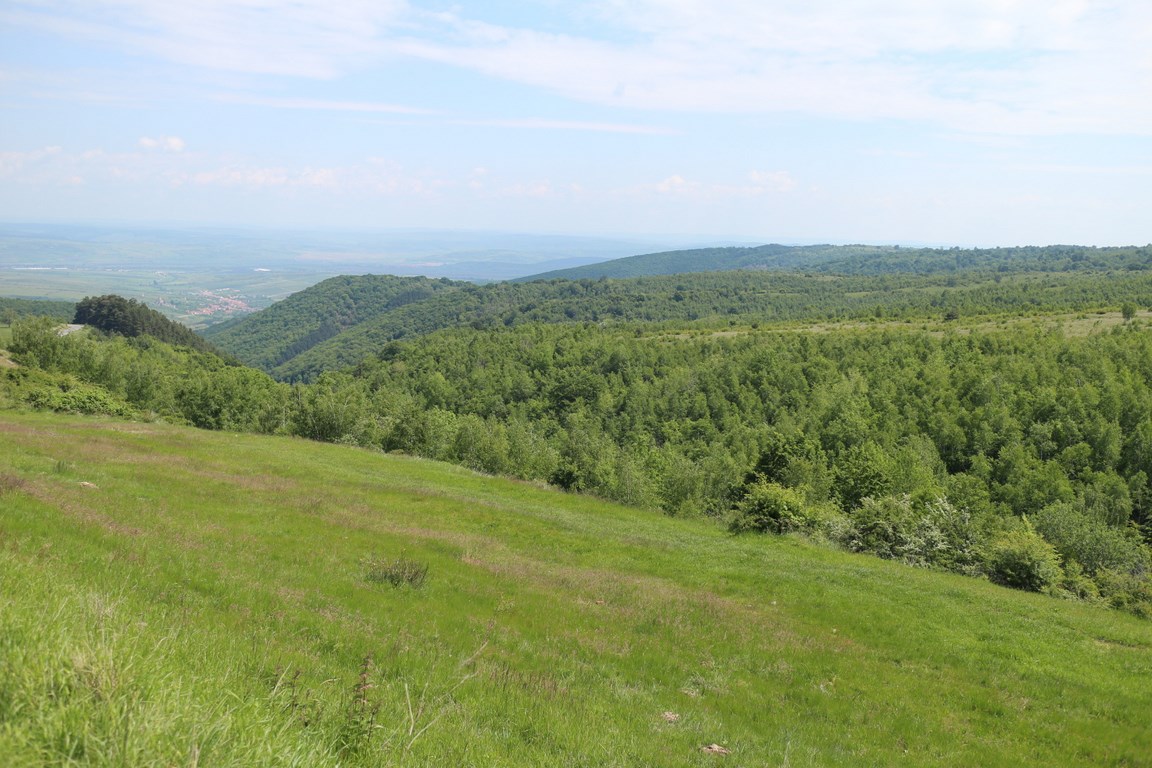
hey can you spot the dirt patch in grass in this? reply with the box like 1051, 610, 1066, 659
0, 420, 56, 437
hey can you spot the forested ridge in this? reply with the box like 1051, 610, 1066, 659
5, 279, 1152, 615
212, 257, 1152, 381
520, 242, 1152, 281
201, 274, 462, 371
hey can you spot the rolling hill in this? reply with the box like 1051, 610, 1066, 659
201, 274, 462, 372
205, 258, 1152, 382
517, 243, 1152, 281
2, 410, 1150, 766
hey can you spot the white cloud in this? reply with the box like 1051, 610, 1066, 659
139, 135, 185, 151
5, 0, 411, 77
445, 117, 677, 135
407, 1, 1152, 135
0, 146, 64, 178
5, 0, 1151, 137
747, 170, 796, 193
215, 95, 436, 115
654, 174, 698, 194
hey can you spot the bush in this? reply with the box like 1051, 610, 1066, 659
1032, 501, 1149, 577
984, 520, 1064, 592
842, 494, 981, 572
729, 481, 808, 534
1094, 568, 1152, 618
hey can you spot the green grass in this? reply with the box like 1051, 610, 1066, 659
0, 323, 11, 348
1, 411, 1150, 767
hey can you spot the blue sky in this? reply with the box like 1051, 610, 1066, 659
1, 0, 1150, 245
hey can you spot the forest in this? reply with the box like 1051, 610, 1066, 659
208, 264, 1152, 382
4, 254, 1152, 616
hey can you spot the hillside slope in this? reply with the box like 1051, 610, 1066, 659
208, 266, 1152, 381
2, 411, 1150, 767
201, 274, 461, 371
519, 243, 1152, 281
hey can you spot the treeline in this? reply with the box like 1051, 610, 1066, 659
7, 309, 1152, 615
74, 295, 223, 356
0, 297, 74, 323
210, 268, 1152, 382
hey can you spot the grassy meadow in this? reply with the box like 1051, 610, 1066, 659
1, 411, 1151, 767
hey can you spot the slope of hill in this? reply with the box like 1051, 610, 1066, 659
2, 410, 1150, 767
518, 243, 1152, 281
201, 274, 462, 371
209, 266, 1152, 382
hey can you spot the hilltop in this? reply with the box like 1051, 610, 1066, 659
2, 411, 1150, 766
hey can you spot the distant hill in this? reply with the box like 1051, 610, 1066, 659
201, 274, 462, 372
207, 263, 1152, 382
518, 243, 1152, 281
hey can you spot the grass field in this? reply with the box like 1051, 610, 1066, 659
0, 323, 11, 348
1, 411, 1151, 767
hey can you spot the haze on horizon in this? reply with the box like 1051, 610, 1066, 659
1, 1, 1150, 247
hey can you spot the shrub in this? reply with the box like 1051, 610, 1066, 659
1094, 569, 1152, 618
362, 555, 429, 589
984, 520, 1064, 592
842, 494, 982, 571
1032, 501, 1149, 577
729, 480, 809, 534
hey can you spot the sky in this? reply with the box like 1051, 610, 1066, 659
1, 0, 1150, 246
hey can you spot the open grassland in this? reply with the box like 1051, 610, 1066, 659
1, 412, 1151, 767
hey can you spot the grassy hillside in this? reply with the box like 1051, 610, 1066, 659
2, 411, 1150, 766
